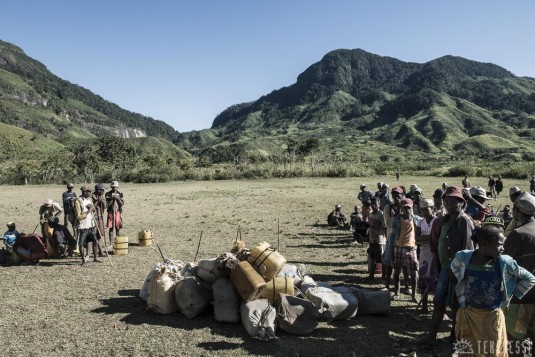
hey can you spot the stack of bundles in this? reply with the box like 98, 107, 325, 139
300, 281, 358, 321
146, 260, 185, 314
278, 264, 307, 287
175, 276, 212, 319
197, 253, 239, 284
349, 287, 390, 316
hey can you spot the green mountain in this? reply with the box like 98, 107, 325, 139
177, 49, 535, 163
0, 39, 178, 141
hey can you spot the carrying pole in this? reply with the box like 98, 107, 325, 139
93, 214, 113, 267
194, 230, 203, 262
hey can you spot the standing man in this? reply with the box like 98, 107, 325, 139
92, 183, 107, 256
505, 187, 523, 237
367, 199, 387, 281
62, 183, 77, 234
75, 186, 101, 267
488, 175, 497, 200
530, 176, 535, 194
495, 175, 504, 198
503, 192, 535, 346
461, 175, 471, 188
415, 186, 474, 346
38, 198, 63, 239
106, 181, 124, 244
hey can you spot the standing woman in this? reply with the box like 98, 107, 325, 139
415, 198, 436, 314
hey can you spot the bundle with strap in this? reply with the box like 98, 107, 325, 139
213, 277, 240, 323
276, 293, 318, 335
305, 282, 358, 321
197, 253, 239, 284
240, 299, 276, 341
175, 276, 213, 319
247, 242, 286, 281
260, 277, 294, 305
229, 261, 266, 302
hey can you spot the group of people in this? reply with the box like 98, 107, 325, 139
328, 178, 535, 354
1, 181, 124, 267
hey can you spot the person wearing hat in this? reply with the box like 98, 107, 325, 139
357, 184, 373, 204
38, 198, 63, 239
389, 198, 420, 303
62, 183, 78, 234
2, 221, 20, 253
464, 186, 491, 223
367, 199, 387, 280
74, 186, 101, 267
415, 198, 436, 314
412, 188, 423, 215
91, 183, 108, 257
379, 183, 392, 211
415, 186, 475, 347
105, 181, 124, 244
327, 204, 347, 227
452, 217, 535, 356
505, 187, 523, 237
503, 192, 535, 345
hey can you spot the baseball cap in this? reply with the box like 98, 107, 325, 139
420, 198, 434, 209
111, 181, 119, 188
392, 186, 404, 194
442, 186, 465, 201
482, 216, 505, 227
95, 183, 106, 191
360, 184, 366, 189
400, 198, 414, 208
67, 183, 74, 188
470, 186, 487, 199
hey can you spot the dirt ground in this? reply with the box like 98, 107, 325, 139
0, 176, 525, 356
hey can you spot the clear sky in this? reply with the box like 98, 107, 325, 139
2, 1, 534, 133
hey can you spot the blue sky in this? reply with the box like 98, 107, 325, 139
2, 1, 534, 133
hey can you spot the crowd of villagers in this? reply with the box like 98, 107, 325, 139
1, 181, 124, 268
327, 177, 535, 355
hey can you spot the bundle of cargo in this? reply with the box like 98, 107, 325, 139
278, 264, 307, 287
140, 259, 184, 302
175, 276, 213, 319
349, 287, 391, 316
213, 277, 241, 323
276, 293, 319, 335
146, 261, 184, 315
197, 253, 239, 284
240, 299, 276, 341
300, 280, 358, 321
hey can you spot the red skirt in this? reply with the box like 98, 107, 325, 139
106, 212, 123, 229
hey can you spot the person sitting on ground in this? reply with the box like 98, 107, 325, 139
12, 233, 48, 265
47, 217, 76, 257
2, 221, 19, 252
367, 199, 387, 280
390, 198, 420, 303
416, 199, 436, 314
464, 186, 491, 223
351, 213, 369, 245
452, 218, 535, 356
327, 204, 347, 227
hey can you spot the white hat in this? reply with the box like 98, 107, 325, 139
470, 186, 487, 199
111, 181, 119, 188
360, 184, 366, 189
44, 198, 53, 206
515, 192, 535, 216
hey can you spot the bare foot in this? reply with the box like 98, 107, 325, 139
81, 262, 88, 268
94, 258, 103, 263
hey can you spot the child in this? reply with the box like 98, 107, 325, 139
2, 221, 19, 252
451, 218, 535, 356
350, 208, 369, 245
367, 199, 386, 280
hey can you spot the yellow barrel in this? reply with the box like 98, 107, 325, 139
260, 277, 294, 305
113, 236, 129, 255
138, 230, 153, 247
247, 242, 287, 281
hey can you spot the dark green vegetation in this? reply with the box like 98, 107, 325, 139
1, 39, 534, 184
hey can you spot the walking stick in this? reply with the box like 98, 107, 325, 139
403, 285, 430, 328
32, 221, 41, 234
93, 214, 113, 267
194, 230, 203, 262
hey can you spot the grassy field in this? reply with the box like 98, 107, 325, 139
0, 176, 528, 357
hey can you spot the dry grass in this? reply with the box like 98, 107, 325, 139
0, 176, 526, 357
